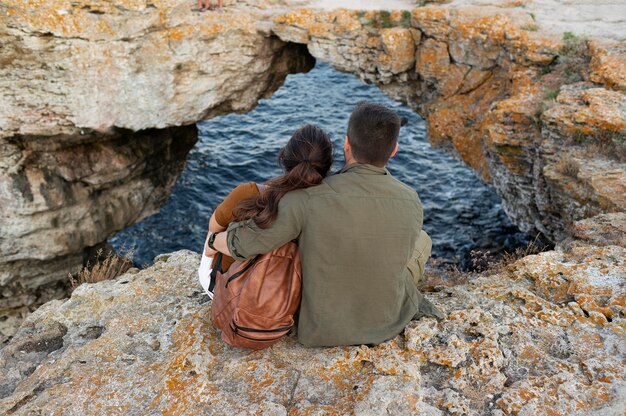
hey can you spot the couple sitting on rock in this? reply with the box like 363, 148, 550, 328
197, 0, 223, 12
203, 101, 444, 348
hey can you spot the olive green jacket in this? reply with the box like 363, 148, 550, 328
226, 163, 426, 347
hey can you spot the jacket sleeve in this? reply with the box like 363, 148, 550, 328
214, 182, 258, 228
226, 190, 308, 260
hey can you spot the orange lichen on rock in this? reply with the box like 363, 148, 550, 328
497, 373, 616, 415
518, 32, 562, 65
513, 245, 625, 326
274, 8, 317, 28
543, 84, 626, 137
411, 7, 452, 39
589, 40, 626, 91
427, 73, 510, 180
379, 28, 416, 74
1, 248, 624, 414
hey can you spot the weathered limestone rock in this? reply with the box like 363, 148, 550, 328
0, 0, 315, 320
0, 248, 623, 414
1, 128, 197, 282
571, 213, 626, 247
513, 244, 625, 326
589, 40, 626, 91
0, 0, 314, 137
542, 83, 626, 139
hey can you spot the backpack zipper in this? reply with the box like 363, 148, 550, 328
230, 323, 290, 341
233, 323, 293, 333
225, 256, 259, 287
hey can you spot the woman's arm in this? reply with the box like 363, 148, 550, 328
203, 182, 258, 257
209, 212, 226, 233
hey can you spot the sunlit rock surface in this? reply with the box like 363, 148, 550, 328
0, 248, 623, 415
572, 213, 626, 247
0, 0, 314, 137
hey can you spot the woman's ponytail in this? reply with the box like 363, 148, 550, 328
233, 124, 333, 229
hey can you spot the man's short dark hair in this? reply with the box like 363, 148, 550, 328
347, 101, 401, 167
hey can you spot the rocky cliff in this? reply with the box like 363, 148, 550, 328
0, 0, 314, 137
0, 125, 197, 345
0, 0, 314, 333
0, 229, 623, 414
3, 1, 623, 297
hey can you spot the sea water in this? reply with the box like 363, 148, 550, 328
111, 63, 529, 269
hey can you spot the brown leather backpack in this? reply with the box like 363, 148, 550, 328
209, 242, 302, 350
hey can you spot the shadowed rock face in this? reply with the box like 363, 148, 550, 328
0, 248, 623, 414
0, 126, 199, 344
1, 127, 198, 283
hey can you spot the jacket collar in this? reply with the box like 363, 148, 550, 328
338, 162, 390, 175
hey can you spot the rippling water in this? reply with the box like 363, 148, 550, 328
111, 63, 529, 269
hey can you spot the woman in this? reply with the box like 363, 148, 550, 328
202, 124, 334, 278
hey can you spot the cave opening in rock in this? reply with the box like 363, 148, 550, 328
110, 62, 532, 270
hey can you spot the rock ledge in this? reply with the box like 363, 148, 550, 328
1, 248, 624, 415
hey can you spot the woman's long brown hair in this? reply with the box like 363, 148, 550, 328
232, 124, 333, 229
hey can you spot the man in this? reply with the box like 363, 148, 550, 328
212, 101, 443, 347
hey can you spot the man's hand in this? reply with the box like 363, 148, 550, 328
204, 245, 217, 257
204, 233, 218, 257
203, 230, 233, 257
214, 232, 232, 257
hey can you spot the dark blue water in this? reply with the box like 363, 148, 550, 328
111, 63, 529, 269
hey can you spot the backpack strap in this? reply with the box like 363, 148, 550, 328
225, 255, 260, 287
209, 253, 222, 293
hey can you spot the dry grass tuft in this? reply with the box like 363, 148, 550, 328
498, 234, 546, 268
69, 247, 134, 289
535, 32, 590, 124
521, 23, 539, 32
468, 249, 501, 272
419, 258, 471, 292
470, 234, 548, 275
580, 130, 626, 163
532, 88, 558, 125
418, 236, 549, 290
357, 10, 411, 28
560, 32, 588, 59
554, 157, 580, 178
